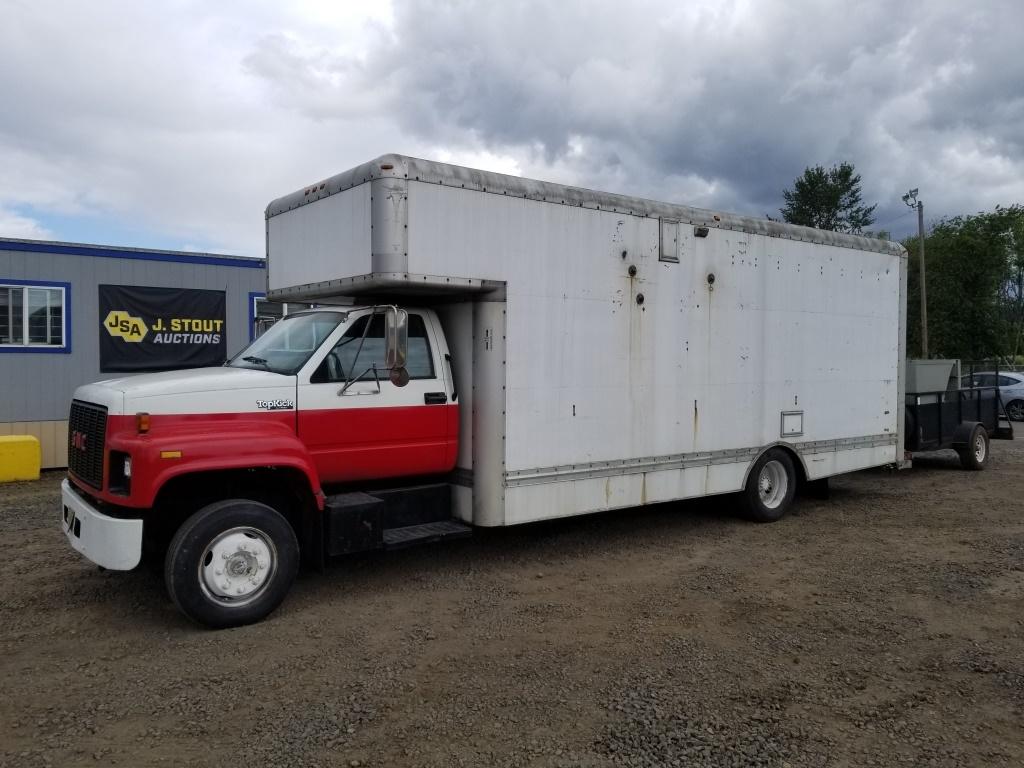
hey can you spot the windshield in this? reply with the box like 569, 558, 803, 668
228, 311, 346, 375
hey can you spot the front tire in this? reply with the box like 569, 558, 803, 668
165, 499, 299, 628
957, 424, 989, 471
740, 449, 797, 523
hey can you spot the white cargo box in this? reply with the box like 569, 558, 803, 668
266, 155, 907, 526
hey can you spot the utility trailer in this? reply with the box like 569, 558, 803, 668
61, 154, 912, 627
903, 359, 1014, 469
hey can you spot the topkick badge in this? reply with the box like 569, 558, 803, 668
99, 284, 227, 373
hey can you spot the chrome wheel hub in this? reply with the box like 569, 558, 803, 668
200, 527, 276, 606
757, 460, 789, 510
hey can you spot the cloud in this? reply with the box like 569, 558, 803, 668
2, 0, 1023, 254
0, 207, 54, 240
0, 1, 404, 254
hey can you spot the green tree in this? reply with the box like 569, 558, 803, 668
999, 206, 1024, 360
780, 162, 877, 233
904, 206, 1024, 361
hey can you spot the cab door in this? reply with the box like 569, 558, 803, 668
296, 310, 455, 484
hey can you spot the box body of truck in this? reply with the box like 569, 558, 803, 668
266, 154, 908, 528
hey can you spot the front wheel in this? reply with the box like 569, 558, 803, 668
957, 424, 989, 471
165, 499, 299, 628
739, 449, 797, 523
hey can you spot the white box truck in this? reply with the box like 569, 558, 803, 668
61, 154, 908, 627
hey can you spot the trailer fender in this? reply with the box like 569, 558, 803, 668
950, 421, 983, 449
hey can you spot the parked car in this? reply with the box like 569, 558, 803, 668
961, 371, 1024, 421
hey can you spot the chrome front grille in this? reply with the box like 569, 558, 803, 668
68, 400, 107, 489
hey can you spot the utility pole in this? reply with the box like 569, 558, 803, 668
902, 189, 928, 358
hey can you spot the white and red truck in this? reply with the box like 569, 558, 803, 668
62, 154, 908, 627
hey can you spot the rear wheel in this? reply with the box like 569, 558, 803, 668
740, 449, 797, 523
1006, 399, 1024, 422
165, 499, 299, 628
957, 424, 989, 471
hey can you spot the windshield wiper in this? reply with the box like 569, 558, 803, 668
241, 355, 269, 366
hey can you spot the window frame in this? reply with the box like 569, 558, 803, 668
0, 279, 72, 354
250, 292, 316, 341
249, 291, 265, 341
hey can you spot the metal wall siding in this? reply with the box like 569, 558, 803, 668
0, 247, 266, 423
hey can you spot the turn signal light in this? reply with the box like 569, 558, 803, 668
136, 412, 150, 433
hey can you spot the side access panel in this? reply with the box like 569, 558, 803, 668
324, 483, 469, 556
325, 492, 383, 556
373, 483, 451, 527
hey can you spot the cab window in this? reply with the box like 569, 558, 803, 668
314, 313, 435, 383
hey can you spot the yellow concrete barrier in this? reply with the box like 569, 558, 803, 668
0, 435, 41, 482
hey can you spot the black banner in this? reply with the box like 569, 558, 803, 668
99, 285, 227, 372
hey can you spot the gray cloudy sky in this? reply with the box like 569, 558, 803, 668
1, 0, 1022, 255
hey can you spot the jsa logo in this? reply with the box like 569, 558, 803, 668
104, 310, 149, 342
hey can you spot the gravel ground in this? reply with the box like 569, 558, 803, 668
1, 441, 1023, 767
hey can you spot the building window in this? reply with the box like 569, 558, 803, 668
0, 281, 71, 352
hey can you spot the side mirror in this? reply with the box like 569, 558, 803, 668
385, 306, 409, 386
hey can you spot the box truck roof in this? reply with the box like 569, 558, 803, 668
267, 153, 905, 258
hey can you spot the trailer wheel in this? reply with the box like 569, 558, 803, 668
165, 499, 299, 629
957, 425, 989, 471
740, 449, 797, 523
1006, 400, 1024, 422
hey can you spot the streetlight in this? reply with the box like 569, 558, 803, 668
903, 189, 927, 358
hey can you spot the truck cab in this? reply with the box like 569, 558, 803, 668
62, 306, 461, 627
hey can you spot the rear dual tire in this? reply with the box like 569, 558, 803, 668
165, 499, 299, 629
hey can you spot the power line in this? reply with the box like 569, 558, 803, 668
873, 209, 914, 230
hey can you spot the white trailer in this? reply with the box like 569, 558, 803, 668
267, 154, 908, 529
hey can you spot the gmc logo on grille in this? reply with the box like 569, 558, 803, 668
71, 431, 88, 451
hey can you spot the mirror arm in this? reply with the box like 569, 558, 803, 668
338, 307, 382, 395
344, 308, 376, 382
338, 363, 384, 396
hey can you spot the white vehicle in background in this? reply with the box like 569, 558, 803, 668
63, 154, 913, 627
962, 371, 1024, 421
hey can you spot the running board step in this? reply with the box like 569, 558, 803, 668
382, 520, 472, 549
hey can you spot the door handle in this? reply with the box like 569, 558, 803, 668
424, 392, 448, 405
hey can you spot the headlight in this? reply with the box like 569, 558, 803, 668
123, 455, 132, 478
